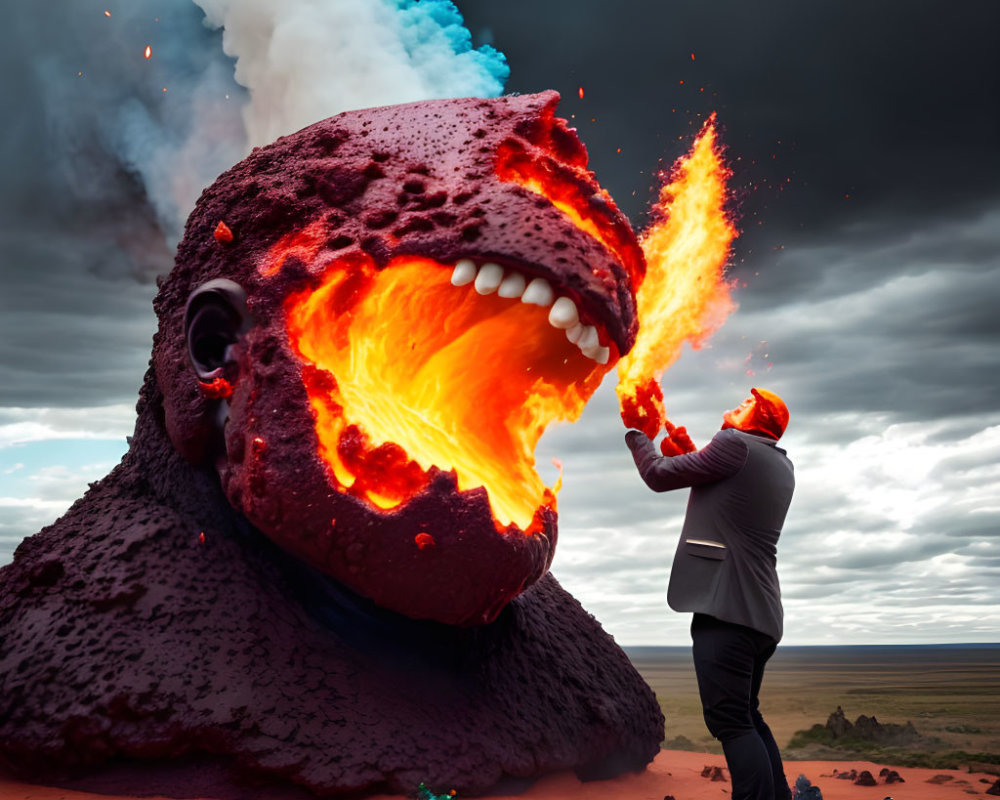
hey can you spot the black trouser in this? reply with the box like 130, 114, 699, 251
691, 613, 791, 800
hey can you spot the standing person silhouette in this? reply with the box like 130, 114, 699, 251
625, 388, 794, 800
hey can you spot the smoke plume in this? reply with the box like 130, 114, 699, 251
0, 0, 507, 406
13, 0, 507, 276
196, 0, 509, 148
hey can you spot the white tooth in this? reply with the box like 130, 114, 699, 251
521, 277, 554, 307
215, 399, 230, 430
451, 258, 477, 286
548, 296, 580, 329
566, 323, 585, 344
497, 271, 527, 299
582, 344, 610, 364
576, 325, 599, 351
474, 262, 504, 294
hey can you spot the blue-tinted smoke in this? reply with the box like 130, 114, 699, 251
195, 0, 508, 147
392, 0, 509, 98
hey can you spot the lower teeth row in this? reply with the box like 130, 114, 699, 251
450, 259, 610, 365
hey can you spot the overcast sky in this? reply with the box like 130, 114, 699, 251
1, 0, 998, 646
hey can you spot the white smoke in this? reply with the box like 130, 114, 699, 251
195, 0, 509, 147
113, 58, 248, 247
25, 0, 507, 259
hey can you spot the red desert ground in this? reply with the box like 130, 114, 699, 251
2, 751, 999, 800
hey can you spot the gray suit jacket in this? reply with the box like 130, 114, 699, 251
626, 427, 794, 641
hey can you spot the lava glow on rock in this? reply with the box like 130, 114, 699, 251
285, 254, 609, 532
265, 106, 734, 537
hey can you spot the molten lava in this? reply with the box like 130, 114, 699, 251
285, 255, 608, 531
493, 108, 645, 288
617, 113, 737, 436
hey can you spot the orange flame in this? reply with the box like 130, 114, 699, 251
495, 139, 644, 287
284, 254, 607, 531
259, 219, 326, 277
616, 113, 737, 436
144, 45, 152, 60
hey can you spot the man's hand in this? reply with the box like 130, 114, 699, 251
624, 429, 647, 450
627, 423, 696, 458
660, 419, 696, 457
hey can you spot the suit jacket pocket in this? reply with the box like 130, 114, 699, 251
683, 538, 728, 561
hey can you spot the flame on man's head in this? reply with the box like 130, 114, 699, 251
747, 388, 789, 439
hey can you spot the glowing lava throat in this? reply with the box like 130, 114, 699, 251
286, 254, 610, 533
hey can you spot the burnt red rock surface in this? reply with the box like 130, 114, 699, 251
0, 93, 662, 797
880, 768, 904, 784
0, 404, 662, 794
853, 770, 877, 786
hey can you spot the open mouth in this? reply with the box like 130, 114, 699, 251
284, 253, 620, 532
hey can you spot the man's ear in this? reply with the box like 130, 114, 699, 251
184, 279, 253, 379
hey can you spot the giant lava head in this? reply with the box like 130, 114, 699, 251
154, 91, 643, 626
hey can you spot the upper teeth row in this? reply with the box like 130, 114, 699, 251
449, 259, 610, 365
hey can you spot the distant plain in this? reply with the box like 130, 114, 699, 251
626, 644, 1000, 769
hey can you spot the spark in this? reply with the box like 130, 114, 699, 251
144, 45, 152, 60
578, 86, 584, 99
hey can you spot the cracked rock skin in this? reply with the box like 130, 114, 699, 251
0, 93, 664, 796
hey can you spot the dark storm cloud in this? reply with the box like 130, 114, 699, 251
4, 2, 245, 246
0, 230, 157, 406
461, 0, 1000, 234
652, 206, 1000, 431
460, 0, 1000, 427
0, 1, 246, 407
461, 1, 1000, 476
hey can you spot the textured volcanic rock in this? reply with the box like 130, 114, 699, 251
0, 404, 663, 794
0, 93, 663, 796
825, 707, 920, 747
853, 770, 877, 787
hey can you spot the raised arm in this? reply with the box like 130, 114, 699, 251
625, 428, 747, 492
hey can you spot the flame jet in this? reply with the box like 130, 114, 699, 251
618, 114, 738, 441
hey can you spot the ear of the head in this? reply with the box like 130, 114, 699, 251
185, 279, 253, 380
172, 279, 253, 464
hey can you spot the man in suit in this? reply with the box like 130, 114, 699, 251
625, 388, 794, 800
